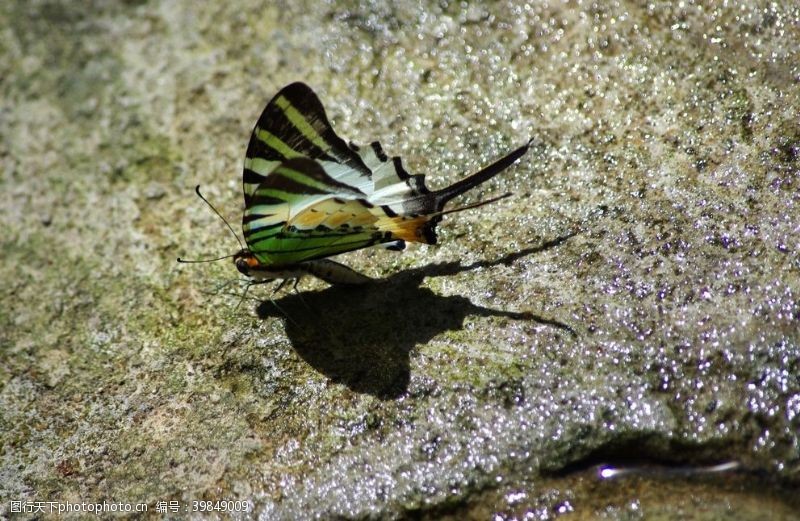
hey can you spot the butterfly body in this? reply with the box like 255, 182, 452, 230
234, 252, 372, 285
237, 82, 531, 285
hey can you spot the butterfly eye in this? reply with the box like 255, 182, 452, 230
235, 258, 250, 275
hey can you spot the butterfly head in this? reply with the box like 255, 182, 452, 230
233, 249, 260, 277
233, 249, 297, 281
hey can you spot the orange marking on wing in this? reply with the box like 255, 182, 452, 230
348, 210, 380, 227
325, 211, 357, 228
294, 209, 328, 227
376, 215, 431, 243
296, 199, 378, 230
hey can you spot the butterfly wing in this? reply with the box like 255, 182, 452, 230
243, 157, 418, 267
243, 82, 375, 200
243, 82, 432, 209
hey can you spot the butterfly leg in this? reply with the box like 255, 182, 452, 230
201, 276, 246, 299
235, 278, 273, 311
292, 277, 313, 313
235, 280, 255, 311
270, 278, 291, 298
266, 292, 302, 329
289, 277, 342, 346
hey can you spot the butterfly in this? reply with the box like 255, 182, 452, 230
183, 82, 532, 288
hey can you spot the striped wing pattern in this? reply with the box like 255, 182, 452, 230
242, 83, 431, 267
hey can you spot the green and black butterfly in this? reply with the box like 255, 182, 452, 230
183, 82, 531, 287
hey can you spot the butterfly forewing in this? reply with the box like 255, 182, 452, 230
242, 82, 375, 202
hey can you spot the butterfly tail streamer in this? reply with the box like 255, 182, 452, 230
432, 138, 533, 210
434, 192, 514, 217
393, 139, 532, 244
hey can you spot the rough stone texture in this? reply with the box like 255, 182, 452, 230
1, 1, 798, 519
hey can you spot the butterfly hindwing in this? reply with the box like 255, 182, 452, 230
243, 157, 398, 266
350, 141, 431, 213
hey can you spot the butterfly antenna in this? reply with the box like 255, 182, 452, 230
290, 279, 340, 343
263, 278, 312, 331
177, 253, 238, 263
194, 185, 244, 251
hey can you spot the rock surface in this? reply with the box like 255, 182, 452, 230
1, 1, 798, 519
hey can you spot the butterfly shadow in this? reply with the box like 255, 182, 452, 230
256, 233, 576, 400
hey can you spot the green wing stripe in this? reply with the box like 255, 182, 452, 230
253, 127, 303, 160
274, 95, 333, 155
244, 227, 281, 242
243, 165, 269, 188
244, 214, 285, 232
248, 194, 285, 206
247, 201, 291, 215
243, 220, 282, 235
272, 164, 353, 194
243, 160, 277, 201
246, 157, 281, 177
